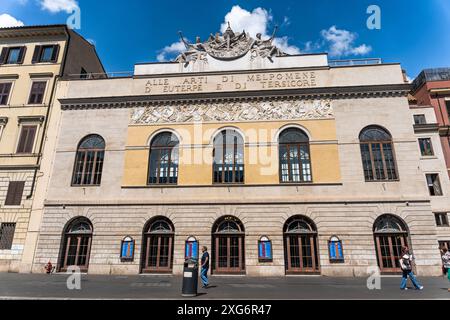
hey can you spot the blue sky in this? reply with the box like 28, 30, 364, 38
1, 0, 450, 79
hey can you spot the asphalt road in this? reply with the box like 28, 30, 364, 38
0, 273, 449, 300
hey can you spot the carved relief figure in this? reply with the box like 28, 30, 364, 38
130, 100, 334, 125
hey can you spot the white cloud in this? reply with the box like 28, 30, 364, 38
220, 6, 271, 37
273, 37, 300, 55
156, 40, 186, 62
320, 25, 372, 57
40, 0, 79, 13
220, 5, 300, 54
0, 13, 25, 28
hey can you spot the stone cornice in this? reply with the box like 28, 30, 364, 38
413, 123, 440, 133
17, 115, 45, 124
60, 83, 412, 110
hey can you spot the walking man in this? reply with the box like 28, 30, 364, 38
441, 247, 450, 292
200, 246, 210, 289
400, 246, 424, 290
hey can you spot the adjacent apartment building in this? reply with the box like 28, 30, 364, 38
412, 68, 450, 178
0, 25, 104, 272
30, 26, 450, 276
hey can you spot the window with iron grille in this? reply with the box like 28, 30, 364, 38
435, 213, 449, 227
359, 126, 398, 181
5, 181, 25, 206
0, 223, 16, 250
148, 132, 179, 185
418, 138, 434, 156
72, 135, 105, 186
213, 130, 244, 184
279, 128, 312, 183
0, 82, 12, 105
28, 81, 47, 104
426, 174, 443, 196
16, 125, 37, 154
413, 114, 426, 125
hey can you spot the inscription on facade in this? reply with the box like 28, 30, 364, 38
143, 71, 318, 95
130, 99, 333, 124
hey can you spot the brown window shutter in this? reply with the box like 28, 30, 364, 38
31, 45, 42, 63
17, 46, 27, 64
5, 181, 25, 206
50, 44, 60, 63
17, 125, 37, 154
0, 47, 8, 65
16, 127, 28, 153
24, 126, 36, 153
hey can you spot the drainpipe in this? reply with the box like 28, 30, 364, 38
26, 26, 71, 199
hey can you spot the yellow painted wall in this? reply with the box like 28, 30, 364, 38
0, 39, 66, 165
123, 119, 341, 186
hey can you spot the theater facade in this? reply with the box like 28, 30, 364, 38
32, 27, 449, 276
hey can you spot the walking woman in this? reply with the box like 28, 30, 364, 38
441, 247, 450, 292
400, 246, 424, 290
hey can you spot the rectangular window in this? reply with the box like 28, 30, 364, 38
413, 114, 426, 125
0, 82, 12, 105
419, 138, 434, 156
5, 181, 25, 206
28, 81, 46, 104
435, 213, 449, 227
16, 125, 37, 154
6, 47, 20, 64
32, 45, 59, 63
0, 223, 16, 250
0, 46, 25, 65
426, 174, 443, 196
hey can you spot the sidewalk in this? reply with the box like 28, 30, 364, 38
0, 273, 449, 300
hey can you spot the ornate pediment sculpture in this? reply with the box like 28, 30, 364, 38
176, 23, 287, 64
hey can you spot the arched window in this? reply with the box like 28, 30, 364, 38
359, 126, 398, 181
59, 217, 93, 272
279, 128, 312, 183
373, 214, 409, 273
72, 135, 105, 186
212, 216, 245, 273
148, 132, 179, 184
141, 217, 174, 273
283, 215, 319, 273
213, 129, 244, 184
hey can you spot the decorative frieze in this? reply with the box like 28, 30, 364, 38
130, 99, 333, 124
